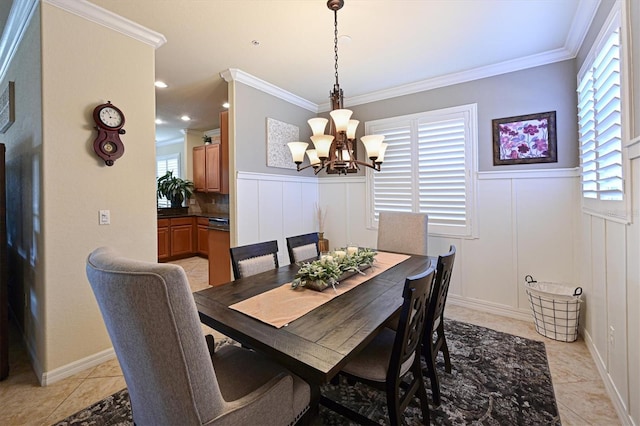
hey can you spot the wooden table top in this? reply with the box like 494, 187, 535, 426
194, 253, 434, 385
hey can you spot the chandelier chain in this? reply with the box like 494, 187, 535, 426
334, 9, 339, 86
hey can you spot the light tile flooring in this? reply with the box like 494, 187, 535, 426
0, 256, 620, 425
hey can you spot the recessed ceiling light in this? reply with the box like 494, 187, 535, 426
181, 115, 191, 121
155, 118, 163, 124
155, 81, 168, 88
222, 102, 230, 109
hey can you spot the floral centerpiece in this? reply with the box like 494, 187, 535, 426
291, 248, 377, 292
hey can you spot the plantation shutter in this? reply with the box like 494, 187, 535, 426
369, 122, 413, 221
367, 104, 476, 237
578, 27, 622, 201
417, 118, 467, 228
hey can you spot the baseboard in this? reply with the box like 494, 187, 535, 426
582, 329, 635, 425
447, 294, 532, 322
40, 347, 116, 386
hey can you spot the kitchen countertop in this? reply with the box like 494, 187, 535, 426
157, 211, 229, 231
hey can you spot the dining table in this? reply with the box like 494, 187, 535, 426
194, 251, 435, 391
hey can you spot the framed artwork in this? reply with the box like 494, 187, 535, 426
492, 111, 557, 165
0, 81, 15, 134
266, 117, 299, 169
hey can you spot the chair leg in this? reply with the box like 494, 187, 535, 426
437, 322, 452, 373
423, 344, 441, 406
416, 370, 431, 424
205, 334, 215, 357
386, 380, 402, 426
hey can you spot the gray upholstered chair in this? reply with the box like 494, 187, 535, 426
286, 233, 320, 264
229, 240, 280, 280
377, 211, 429, 255
86, 247, 310, 426
321, 265, 436, 425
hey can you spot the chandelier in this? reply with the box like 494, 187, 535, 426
288, 0, 386, 175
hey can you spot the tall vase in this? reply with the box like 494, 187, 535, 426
318, 232, 329, 253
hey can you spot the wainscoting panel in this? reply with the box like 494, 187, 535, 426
236, 172, 318, 266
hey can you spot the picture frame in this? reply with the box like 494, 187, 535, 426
492, 111, 557, 165
0, 81, 15, 134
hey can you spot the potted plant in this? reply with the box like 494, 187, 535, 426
157, 171, 195, 208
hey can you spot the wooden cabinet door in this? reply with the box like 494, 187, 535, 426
193, 146, 206, 191
169, 217, 194, 257
205, 144, 220, 192
208, 229, 231, 286
196, 218, 209, 256
157, 219, 170, 261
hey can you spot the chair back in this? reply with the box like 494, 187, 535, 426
377, 211, 428, 255
230, 240, 279, 279
86, 247, 226, 425
286, 232, 320, 264
389, 264, 436, 384
426, 245, 456, 333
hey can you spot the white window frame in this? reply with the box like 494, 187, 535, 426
156, 153, 181, 208
365, 104, 478, 238
577, 2, 632, 223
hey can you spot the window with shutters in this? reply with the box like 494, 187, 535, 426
156, 154, 180, 207
365, 104, 477, 238
577, 4, 629, 221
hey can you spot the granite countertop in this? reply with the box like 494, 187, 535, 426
157, 209, 230, 231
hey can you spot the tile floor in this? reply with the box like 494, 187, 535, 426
0, 256, 620, 425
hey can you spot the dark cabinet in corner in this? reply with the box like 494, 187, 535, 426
193, 111, 229, 194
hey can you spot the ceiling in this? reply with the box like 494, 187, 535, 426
85, 0, 594, 145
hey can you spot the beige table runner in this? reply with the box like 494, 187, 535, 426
229, 251, 410, 328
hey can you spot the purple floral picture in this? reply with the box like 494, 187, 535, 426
492, 111, 557, 165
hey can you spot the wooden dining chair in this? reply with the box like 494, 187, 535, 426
286, 232, 320, 264
230, 240, 279, 279
86, 247, 311, 425
422, 245, 456, 406
377, 211, 429, 255
321, 265, 436, 425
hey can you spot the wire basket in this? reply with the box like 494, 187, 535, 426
524, 275, 583, 342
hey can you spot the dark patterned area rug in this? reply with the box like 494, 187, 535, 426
54, 320, 560, 425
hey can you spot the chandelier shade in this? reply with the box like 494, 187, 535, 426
287, 0, 385, 175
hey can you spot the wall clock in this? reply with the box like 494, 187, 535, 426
92, 101, 125, 166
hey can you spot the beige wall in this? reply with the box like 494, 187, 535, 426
0, 2, 159, 381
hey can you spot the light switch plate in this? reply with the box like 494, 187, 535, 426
99, 210, 110, 225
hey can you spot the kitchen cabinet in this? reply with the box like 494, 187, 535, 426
193, 111, 229, 194
208, 229, 231, 286
196, 217, 209, 256
157, 217, 195, 261
157, 219, 170, 261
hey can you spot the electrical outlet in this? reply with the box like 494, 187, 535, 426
99, 210, 110, 225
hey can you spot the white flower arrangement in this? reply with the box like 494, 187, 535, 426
291, 248, 377, 292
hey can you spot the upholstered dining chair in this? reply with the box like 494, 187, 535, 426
422, 245, 456, 406
321, 265, 436, 425
286, 232, 320, 264
86, 247, 310, 426
377, 211, 429, 255
230, 240, 279, 280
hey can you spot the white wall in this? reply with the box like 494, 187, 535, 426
319, 169, 579, 320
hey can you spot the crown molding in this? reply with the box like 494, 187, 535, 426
43, 0, 166, 48
221, 68, 318, 113
321, 47, 575, 111
564, 0, 601, 57
0, 0, 38, 83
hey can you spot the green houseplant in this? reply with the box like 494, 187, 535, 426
157, 171, 195, 208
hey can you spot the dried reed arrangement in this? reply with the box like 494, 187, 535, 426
316, 204, 327, 233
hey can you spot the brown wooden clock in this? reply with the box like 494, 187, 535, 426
92, 101, 125, 166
